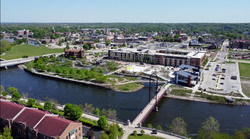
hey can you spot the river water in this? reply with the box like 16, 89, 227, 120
1, 67, 250, 135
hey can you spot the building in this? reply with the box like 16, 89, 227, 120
65, 48, 85, 58
41, 39, 59, 44
231, 39, 250, 49
17, 29, 29, 37
0, 99, 83, 139
108, 48, 206, 67
174, 64, 201, 87
208, 43, 218, 49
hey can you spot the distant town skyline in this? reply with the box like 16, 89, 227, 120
1, 0, 250, 23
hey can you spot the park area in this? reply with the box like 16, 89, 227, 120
1, 44, 64, 60
128, 134, 163, 139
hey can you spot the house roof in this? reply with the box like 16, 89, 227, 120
0, 100, 25, 120
35, 116, 79, 138
232, 39, 249, 42
14, 108, 51, 127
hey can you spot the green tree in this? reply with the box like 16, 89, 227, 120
7, 87, 18, 94
0, 85, 5, 92
240, 127, 250, 139
2, 91, 8, 96
70, 105, 82, 120
2, 126, 13, 139
198, 37, 204, 43
70, 69, 76, 75
64, 103, 73, 116
169, 117, 187, 136
27, 98, 36, 107
63, 69, 69, 76
56, 69, 62, 74
233, 131, 245, 139
140, 130, 145, 135
147, 123, 153, 128
94, 108, 100, 116
133, 130, 137, 136
197, 116, 220, 139
100, 131, 109, 139
83, 44, 90, 50
156, 125, 163, 130
12, 92, 22, 101
105, 40, 111, 46
98, 115, 107, 128
109, 123, 119, 139
44, 101, 52, 110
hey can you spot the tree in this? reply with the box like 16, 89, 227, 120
56, 69, 62, 74
147, 123, 153, 128
87, 130, 95, 139
240, 127, 250, 139
83, 103, 95, 113
70, 105, 82, 120
0, 85, 5, 92
156, 125, 163, 131
2, 126, 13, 139
197, 116, 220, 139
98, 115, 107, 128
63, 69, 69, 76
44, 101, 52, 110
133, 130, 137, 136
140, 130, 145, 135
7, 87, 18, 94
109, 123, 119, 139
64, 103, 73, 116
12, 92, 22, 101
105, 40, 111, 46
94, 108, 100, 116
2, 91, 8, 96
233, 131, 245, 139
169, 117, 187, 136
100, 131, 109, 139
27, 98, 36, 107
107, 109, 117, 120
198, 37, 204, 43
70, 69, 76, 75
83, 43, 90, 50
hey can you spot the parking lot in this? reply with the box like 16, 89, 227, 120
202, 61, 240, 94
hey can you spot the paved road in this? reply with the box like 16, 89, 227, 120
0, 53, 63, 67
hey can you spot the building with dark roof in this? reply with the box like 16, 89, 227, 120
0, 100, 83, 139
174, 64, 201, 87
64, 48, 85, 58
231, 39, 249, 49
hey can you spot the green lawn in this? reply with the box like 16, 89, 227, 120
170, 89, 192, 96
114, 82, 143, 92
1, 44, 64, 60
239, 63, 250, 78
128, 134, 163, 139
106, 75, 124, 82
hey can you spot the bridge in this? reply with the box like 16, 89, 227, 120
0, 53, 63, 68
132, 84, 170, 125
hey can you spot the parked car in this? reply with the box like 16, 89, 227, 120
220, 83, 224, 85
212, 74, 217, 76
152, 130, 157, 134
221, 77, 225, 80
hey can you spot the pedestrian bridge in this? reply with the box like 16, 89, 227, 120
132, 84, 171, 125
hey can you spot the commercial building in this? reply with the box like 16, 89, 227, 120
17, 29, 29, 37
174, 64, 201, 87
65, 47, 85, 58
231, 39, 250, 49
108, 48, 206, 67
0, 99, 83, 139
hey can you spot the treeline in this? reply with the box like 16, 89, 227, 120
146, 117, 250, 139
0, 40, 12, 54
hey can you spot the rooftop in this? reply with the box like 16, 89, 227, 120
0, 100, 25, 120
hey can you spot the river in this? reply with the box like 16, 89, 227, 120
1, 67, 250, 135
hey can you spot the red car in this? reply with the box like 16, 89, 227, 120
221, 77, 225, 80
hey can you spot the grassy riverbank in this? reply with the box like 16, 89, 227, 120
239, 63, 250, 81
1, 44, 63, 60
113, 82, 144, 92
128, 134, 163, 139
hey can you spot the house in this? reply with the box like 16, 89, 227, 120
0, 99, 83, 139
208, 43, 218, 49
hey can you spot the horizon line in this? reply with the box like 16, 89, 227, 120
1, 22, 250, 24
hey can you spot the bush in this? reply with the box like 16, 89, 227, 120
44, 101, 52, 110
12, 92, 22, 101
33, 105, 44, 110
140, 130, 145, 135
50, 109, 64, 116
147, 123, 153, 128
79, 118, 96, 126
27, 98, 36, 107
2, 91, 8, 96
98, 115, 107, 128
133, 130, 137, 136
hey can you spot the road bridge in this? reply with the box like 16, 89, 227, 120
0, 53, 63, 68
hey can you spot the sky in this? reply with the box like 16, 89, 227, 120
1, 0, 250, 23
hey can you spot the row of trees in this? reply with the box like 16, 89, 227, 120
147, 116, 250, 139
0, 40, 12, 54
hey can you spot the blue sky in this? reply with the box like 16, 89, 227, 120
1, 0, 250, 23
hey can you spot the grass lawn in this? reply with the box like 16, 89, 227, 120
170, 89, 192, 96
238, 63, 250, 78
1, 44, 64, 60
128, 134, 163, 139
113, 82, 143, 92
106, 75, 124, 82
241, 83, 250, 97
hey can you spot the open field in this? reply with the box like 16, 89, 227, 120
242, 83, 250, 97
238, 63, 250, 78
128, 134, 163, 139
1, 44, 64, 60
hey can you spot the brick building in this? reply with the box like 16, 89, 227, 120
17, 29, 29, 37
65, 48, 85, 58
231, 39, 250, 49
0, 99, 83, 139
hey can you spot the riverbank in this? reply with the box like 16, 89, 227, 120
165, 94, 250, 106
22, 65, 145, 92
